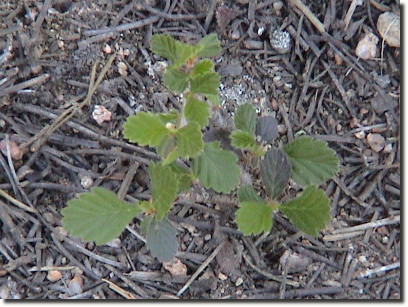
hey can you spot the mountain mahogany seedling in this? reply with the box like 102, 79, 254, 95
62, 34, 340, 263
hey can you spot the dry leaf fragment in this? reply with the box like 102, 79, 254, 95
366, 133, 385, 152
92, 105, 112, 126
355, 33, 379, 59
377, 12, 400, 48
68, 273, 83, 295
163, 258, 187, 276
0, 139, 24, 160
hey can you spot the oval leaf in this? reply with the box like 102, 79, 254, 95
62, 187, 142, 245
260, 148, 291, 199
146, 218, 178, 262
190, 72, 220, 95
123, 112, 169, 147
230, 130, 257, 150
192, 142, 240, 193
279, 186, 331, 236
149, 162, 178, 220
237, 185, 263, 203
151, 34, 178, 62
185, 96, 210, 128
234, 103, 257, 136
283, 136, 340, 187
256, 116, 279, 142
197, 34, 222, 57
235, 201, 273, 236
163, 68, 189, 93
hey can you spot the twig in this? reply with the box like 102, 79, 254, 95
357, 262, 400, 279
83, 16, 160, 36
0, 189, 36, 213
323, 230, 364, 242
288, 0, 326, 34
0, 74, 50, 97
243, 253, 299, 287
177, 241, 226, 297
332, 215, 400, 235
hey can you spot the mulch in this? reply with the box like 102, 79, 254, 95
0, 0, 400, 299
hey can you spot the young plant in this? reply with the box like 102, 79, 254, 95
61, 34, 339, 264
231, 103, 339, 236
62, 33, 241, 262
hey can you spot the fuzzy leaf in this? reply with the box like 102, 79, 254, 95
163, 123, 204, 164
149, 162, 178, 220
163, 68, 189, 93
230, 130, 257, 150
169, 163, 193, 192
185, 96, 210, 128
190, 72, 220, 95
235, 201, 272, 236
156, 135, 177, 160
123, 112, 169, 147
283, 136, 339, 187
158, 110, 179, 124
205, 93, 221, 105
62, 187, 142, 245
237, 185, 263, 203
197, 34, 222, 57
260, 148, 292, 199
234, 103, 257, 136
146, 218, 178, 262
279, 186, 331, 236
173, 41, 201, 67
256, 116, 279, 142
192, 142, 240, 193
151, 34, 178, 62
192, 59, 214, 76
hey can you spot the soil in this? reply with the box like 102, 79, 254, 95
0, 0, 400, 300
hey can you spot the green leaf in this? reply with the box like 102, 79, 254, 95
151, 34, 178, 62
190, 72, 220, 95
169, 163, 193, 192
62, 187, 142, 245
185, 96, 210, 128
192, 59, 214, 76
205, 93, 221, 106
123, 112, 170, 147
173, 41, 201, 67
237, 185, 263, 203
163, 68, 189, 93
279, 186, 331, 236
163, 123, 204, 164
197, 34, 222, 57
256, 116, 279, 142
158, 110, 179, 125
230, 130, 257, 150
260, 148, 292, 199
192, 142, 240, 193
235, 201, 272, 236
149, 162, 178, 220
146, 218, 178, 262
234, 103, 257, 136
157, 135, 177, 160
283, 136, 340, 187
140, 215, 154, 236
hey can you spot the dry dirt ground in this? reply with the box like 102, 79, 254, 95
0, 0, 401, 300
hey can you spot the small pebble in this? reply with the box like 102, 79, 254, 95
0, 139, 24, 160
355, 33, 378, 60
103, 44, 112, 54
218, 272, 228, 281
235, 277, 244, 286
366, 133, 385, 152
117, 61, 128, 76
270, 29, 291, 54
47, 270, 62, 282
354, 131, 365, 139
92, 105, 112, 126
377, 12, 400, 48
79, 174, 93, 189
204, 234, 212, 241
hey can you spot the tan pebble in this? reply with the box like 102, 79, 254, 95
350, 118, 359, 128
218, 272, 228, 281
47, 270, 62, 282
103, 44, 112, 54
377, 12, 400, 48
235, 277, 244, 286
366, 133, 385, 152
57, 40, 64, 49
334, 53, 343, 65
0, 139, 25, 160
382, 143, 393, 153
354, 131, 365, 139
117, 61, 128, 76
92, 105, 111, 126
355, 33, 379, 59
